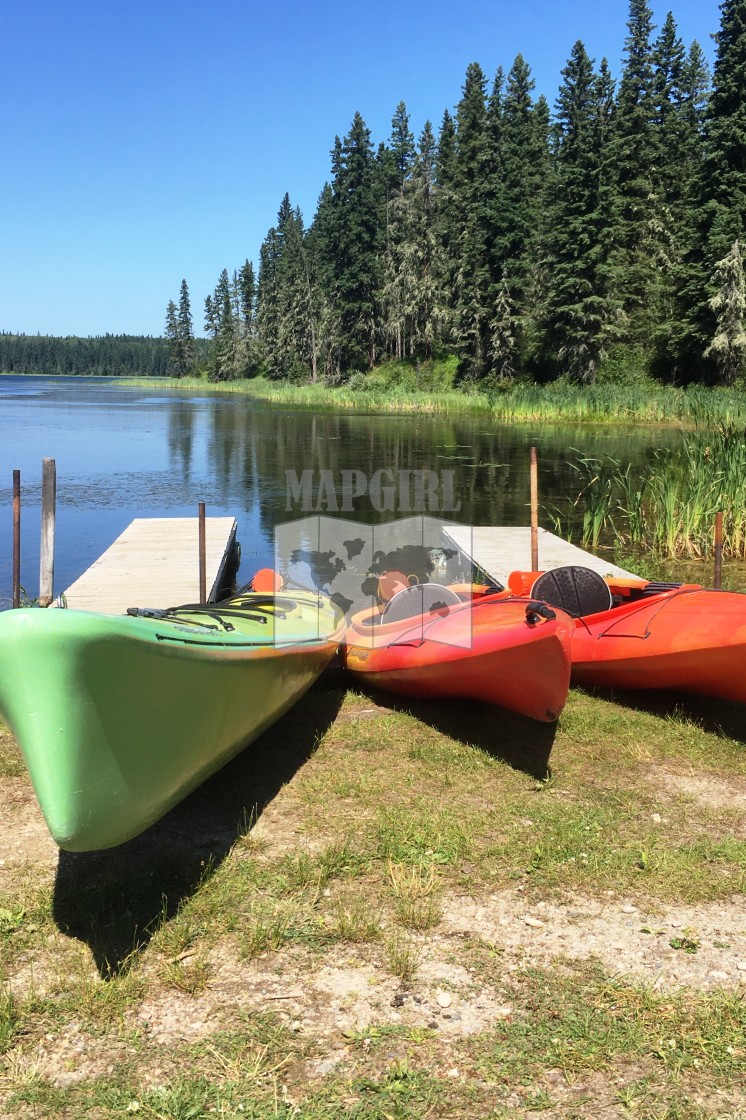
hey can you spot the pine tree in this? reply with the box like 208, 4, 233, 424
489, 279, 520, 380
610, 0, 659, 351
255, 196, 327, 381
542, 42, 617, 383
306, 182, 343, 378
704, 239, 746, 384
209, 268, 243, 380
408, 120, 447, 360
164, 300, 180, 375
485, 67, 506, 297
164, 283, 195, 377
703, 0, 746, 262
434, 109, 460, 338
204, 294, 218, 339
381, 103, 416, 359
675, 0, 744, 373
388, 101, 416, 189
381, 118, 447, 364
176, 279, 195, 375
494, 55, 550, 365
238, 260, 256, 328
649, 26, 713, 371
328, 112, 383, 372
451, 62, 492, 378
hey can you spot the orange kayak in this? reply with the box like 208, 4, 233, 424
508, 567, 746, 704
342, 584, 573, 722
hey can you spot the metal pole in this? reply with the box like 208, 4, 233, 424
530, 446, 539, 571
39, 458, 57, 607
198, 502, 207, 604
714, 510, 723, 591
12, 470, 21, 608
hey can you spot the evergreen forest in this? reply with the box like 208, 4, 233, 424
0, 333, 180, 378
165, 0, 746, 391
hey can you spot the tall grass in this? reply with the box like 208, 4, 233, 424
555, 425, 746, 559
119, 373, 746, 427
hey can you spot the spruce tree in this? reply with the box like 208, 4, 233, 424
543, 42, 614, 383
489, 279, 520, 381
704, 239, 746, 383
211, 268, 242, 380
676, 0, 744, 373
306, 182, 342, 378
485, 67, 506, 300
434, 109, 460, 339
703, 0, 746, 261
238, 260, 256, 328
388, 101, 416, 189
495, 55, 550, 365
204, 294, 218, 339
164, 300, 180, 375
409, 120, 447, 360
328, 112, 382, 372
381, 103, 416, 359
651, 25, 711, 370
256, 230, 282, 375
176, 279, 195, 375
452, 62, 492, 378
610, 0, 659, 352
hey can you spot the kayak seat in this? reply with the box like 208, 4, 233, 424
530, 566, 613, 618
381, 582, 461, 624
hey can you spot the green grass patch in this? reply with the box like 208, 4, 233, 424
2, 684, 746, 1118
120, 372, 746, 429
464, 956, 746, 1085
0, 718, 26, 778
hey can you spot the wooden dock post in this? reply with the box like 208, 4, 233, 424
39, 458, 57, 607
530, 447, 539, 571
12, 470, 21, 608
198, 502, 207, 605
714, 511, 723, 590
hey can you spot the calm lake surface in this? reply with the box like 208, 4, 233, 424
0, 375, 680, 609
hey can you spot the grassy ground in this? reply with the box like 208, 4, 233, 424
1, 682, 745, 1119
120, 374, 746, 429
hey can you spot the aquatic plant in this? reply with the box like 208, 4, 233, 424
556, 425, 746, 560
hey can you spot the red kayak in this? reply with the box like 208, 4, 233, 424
508, 566, 746, 704
342, 583, 573, 722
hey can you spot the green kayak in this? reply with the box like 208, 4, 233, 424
0, 591, 344, 851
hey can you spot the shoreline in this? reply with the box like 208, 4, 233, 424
114, 374, 746, 429
5, 370, 746, 428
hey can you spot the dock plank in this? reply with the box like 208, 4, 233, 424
60, 517, 237, 614
443, 525, 639, 588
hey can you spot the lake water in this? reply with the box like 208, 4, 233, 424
0, 375, 679, 609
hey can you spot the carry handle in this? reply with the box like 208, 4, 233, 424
525, 601, 557, 625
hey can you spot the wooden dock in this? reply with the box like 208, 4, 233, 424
59, 517, 238, 614
442, 525, 639, 588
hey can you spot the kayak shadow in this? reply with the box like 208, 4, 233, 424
352, 683, 558, 780
577, 685, 746, 745
52, 687, 344, 978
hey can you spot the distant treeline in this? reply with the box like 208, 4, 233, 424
0, 333, 207, 377
168, 0, 746, 390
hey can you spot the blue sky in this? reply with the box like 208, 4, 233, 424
1, 0, 721, 339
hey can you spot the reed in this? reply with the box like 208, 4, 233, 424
119, 375, 746, 428
557, 425, 746, 560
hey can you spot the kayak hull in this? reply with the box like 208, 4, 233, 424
343, 592, 573, 722
508, 570, 746, 704
0, 594, 343, 851
569, 587, 746, 703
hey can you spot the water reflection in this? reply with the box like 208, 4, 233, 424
0, 375, 683, 608
166, 401, 195, 481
